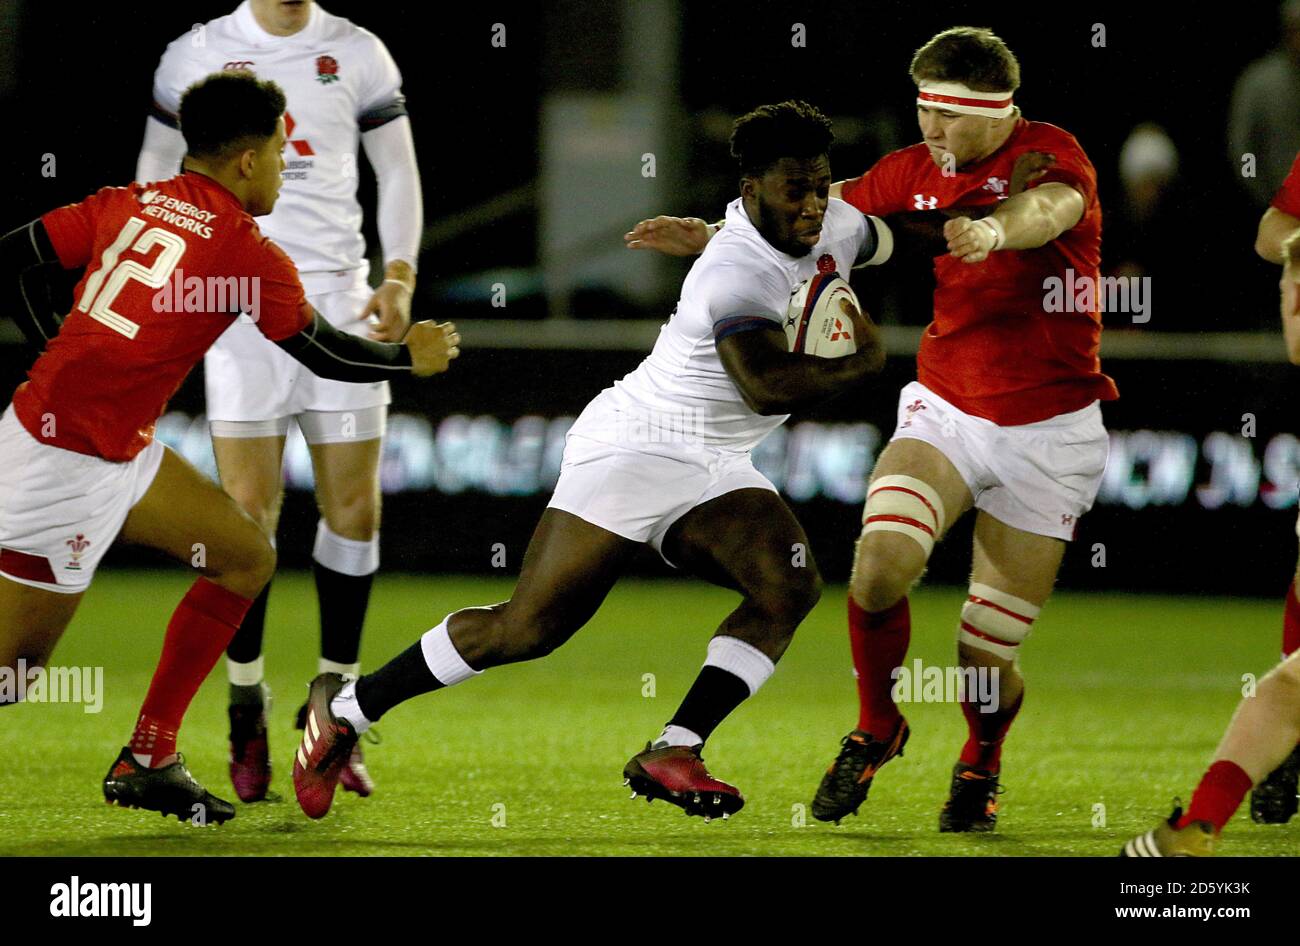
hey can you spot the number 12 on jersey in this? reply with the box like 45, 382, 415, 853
77, 217, 187, 339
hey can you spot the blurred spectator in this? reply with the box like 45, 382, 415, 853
1102, 123, 1199, 327
1228, 0, 1300, 207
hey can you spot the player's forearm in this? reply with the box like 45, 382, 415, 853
275, 310, 413, 382
743, 344, 885, 415
986, 183, 1085, 250
364, 117, 423, 272
1256, 208, 1300, 265
0, 220, 64, 351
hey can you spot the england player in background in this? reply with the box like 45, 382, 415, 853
0, 72, 455, 823
136, 0, 423, 803
1122, 229, 1300, 856
290, 101, 895, 821
628, 27, 1117, 833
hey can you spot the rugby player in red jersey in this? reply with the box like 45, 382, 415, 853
1122, 229, 1300, 855
0, 71, 456, 823
1243, 151, 1300, 824
627, 27, 1117, 832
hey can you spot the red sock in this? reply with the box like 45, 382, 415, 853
847, 596, 910, 734
130, 579, 253, 764
1284, 581, 1300, 658
1178, 760, 1253, 831
959, 689, 1023, 771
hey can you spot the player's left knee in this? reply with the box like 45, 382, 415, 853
957, 582, 1039, 665
322, 503, 379, 541
319, 483, 381, 540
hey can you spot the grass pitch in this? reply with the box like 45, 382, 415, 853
0, 572, 1295, 856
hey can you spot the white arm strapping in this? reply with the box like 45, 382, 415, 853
361, 115, 423, 271
136, 116, 187, 185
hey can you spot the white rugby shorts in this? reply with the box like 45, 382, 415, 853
0, 405, 165, 593
204, 279, 390, 432
548, 400, 777, 558
888, 380, 1109, 540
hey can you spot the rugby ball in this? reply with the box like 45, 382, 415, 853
784, 272, 859, 357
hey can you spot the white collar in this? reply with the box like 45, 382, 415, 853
233, 1, 326, 47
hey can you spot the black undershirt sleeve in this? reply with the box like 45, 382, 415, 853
274, 309, 414, 383
1, 219, 66, 353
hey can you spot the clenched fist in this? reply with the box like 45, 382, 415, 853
405, 321, 460, 377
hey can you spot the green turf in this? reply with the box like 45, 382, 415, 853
0, 572, 1295, 856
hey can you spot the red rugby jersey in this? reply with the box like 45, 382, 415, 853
840, 117, 1118, 425
1272, 151, 1300, 216
13, 171, 313, 461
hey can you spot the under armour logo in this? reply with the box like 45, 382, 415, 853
1061, 513, 1075, 525
913, 194, 938, 210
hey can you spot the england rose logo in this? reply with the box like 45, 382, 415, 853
316, 55, 340, 84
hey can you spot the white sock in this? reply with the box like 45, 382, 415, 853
227, 656, 264, 687
320, 658, 360, 678
654, 724, 703, 749
313, 521, 380, 576
329, 680, 372, 735
703, 636, 775, 695
419, 616, 481, 686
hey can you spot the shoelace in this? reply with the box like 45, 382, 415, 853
828, 737, 871, 789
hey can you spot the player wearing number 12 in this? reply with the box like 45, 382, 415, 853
0, 72, 456, 823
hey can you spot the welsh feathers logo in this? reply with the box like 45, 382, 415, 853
65, 534, 90, 570
316, 55, 340, 84
816, 253, 835, 274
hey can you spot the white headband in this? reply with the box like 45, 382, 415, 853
916, 81, 1015, 119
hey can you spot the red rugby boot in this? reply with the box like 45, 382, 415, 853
292, 673, 358, 819
622, 742, 744, 820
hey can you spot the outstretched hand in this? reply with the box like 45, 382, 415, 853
624, 216, 711, 256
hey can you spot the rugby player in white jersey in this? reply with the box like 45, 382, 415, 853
289, 101, 895, 820
136, 0, 422, 802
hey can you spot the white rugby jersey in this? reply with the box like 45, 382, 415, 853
144, 1, 408, 275
594, 197, 889, 453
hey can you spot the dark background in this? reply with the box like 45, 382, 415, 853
2, 1, 1297, 596
0, 0, 1285, 324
